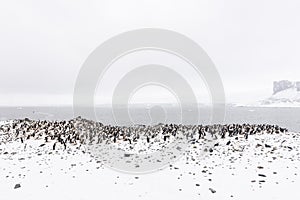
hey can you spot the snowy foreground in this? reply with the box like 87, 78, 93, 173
0, 120, 300, 200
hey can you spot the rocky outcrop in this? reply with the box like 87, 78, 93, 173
296, 82, 300, 92
273, 80, 300, 94
257, 80, 300, 107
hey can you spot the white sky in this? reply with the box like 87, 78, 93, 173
0, 0, 299, 106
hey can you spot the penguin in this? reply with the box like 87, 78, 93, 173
53, 142, 56, 150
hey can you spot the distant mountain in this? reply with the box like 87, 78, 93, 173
273, 80, 300, 94
260, 80, 300, 107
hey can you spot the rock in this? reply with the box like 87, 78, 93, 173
286, 146, 293, 150
209, 188, 216, 193
273, 80, 300, 94
124, 153, 131, 157
14, 184, 21, 189
265, 144, 272, 148
176, 146, 182, 151
258, 174, 267, 177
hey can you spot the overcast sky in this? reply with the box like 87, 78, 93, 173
0, 0, 299, 106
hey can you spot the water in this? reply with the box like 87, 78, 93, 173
0, 106, 300, 132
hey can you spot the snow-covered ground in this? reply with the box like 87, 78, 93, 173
1, 120, 299, 200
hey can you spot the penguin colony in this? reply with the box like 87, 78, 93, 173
0, 117, 288, 149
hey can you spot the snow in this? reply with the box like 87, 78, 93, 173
1, 127, 299, 200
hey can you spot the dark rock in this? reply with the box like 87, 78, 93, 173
287, 146, 293, 150
256, 144, 262, 148
14, 184, 21, 189
265, 144, 271, 148
124, 153, 131, 157
258, 174, 267, 177
209, 188, 216, 193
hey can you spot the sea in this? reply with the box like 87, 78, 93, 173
0, 105, 300, 132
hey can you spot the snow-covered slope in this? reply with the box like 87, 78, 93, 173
259, 88, 300, 107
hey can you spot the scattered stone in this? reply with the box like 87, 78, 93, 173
0, 117, 294, 197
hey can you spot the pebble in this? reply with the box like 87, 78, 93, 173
14, 183, 21, 189
209, 188, 216, 193
258, 174, 267, 177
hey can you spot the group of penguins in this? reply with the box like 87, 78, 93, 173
0, 117, 288, 150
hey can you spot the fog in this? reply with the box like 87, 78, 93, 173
0, 0, 299, 106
